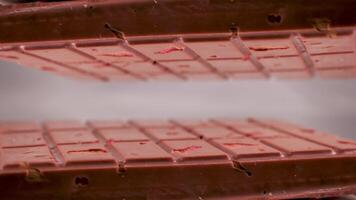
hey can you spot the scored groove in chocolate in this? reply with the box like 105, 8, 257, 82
175, 37, 227, 79
41, 123, 65, 167
209, 119, 289, 157
67, 44, 145, 81
20, 48, 108, 81
230, 36, 270, 78
249, 118, 356, 153
291, 34, 316, 76
87, 123, 125, 169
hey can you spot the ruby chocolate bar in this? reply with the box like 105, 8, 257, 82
0, 119, 355, 199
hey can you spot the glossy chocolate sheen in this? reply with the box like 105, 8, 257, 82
0, 0, 356, 43
1, 27, 356, 81
0, 119, 355, 199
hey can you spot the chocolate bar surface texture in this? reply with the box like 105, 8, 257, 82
0, 119, 355, 199
2, 27, 356, 81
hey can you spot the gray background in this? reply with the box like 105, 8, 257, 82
0, 61, 355, 139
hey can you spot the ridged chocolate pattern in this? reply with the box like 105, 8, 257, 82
1, 28, 356, 81
0, 119, 356, 169
0, 119, 355, 199
0, 119, 356, 199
